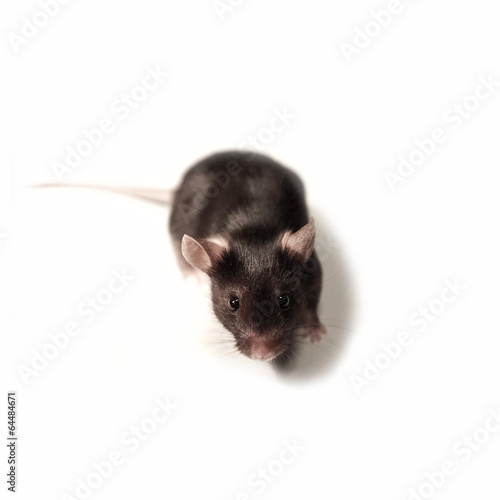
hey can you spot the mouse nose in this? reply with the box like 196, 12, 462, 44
250, 339, 276, 361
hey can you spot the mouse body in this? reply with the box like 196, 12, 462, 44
170, 151, 325, 362
37, 150, 326, 362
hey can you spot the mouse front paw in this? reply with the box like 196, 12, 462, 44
303, 323, 327, 343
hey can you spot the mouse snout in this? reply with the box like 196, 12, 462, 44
246, 334, 281, 361
250, 339, 276, 361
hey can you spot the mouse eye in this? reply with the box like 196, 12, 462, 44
229, 296, 240, 311
278, 294, 290, 310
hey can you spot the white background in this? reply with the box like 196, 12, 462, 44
1, 0, 500, 499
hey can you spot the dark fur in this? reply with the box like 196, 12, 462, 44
169, 151, 323, 361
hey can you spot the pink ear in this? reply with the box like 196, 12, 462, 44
181, 235, 228, 273
281, 217, 316, 261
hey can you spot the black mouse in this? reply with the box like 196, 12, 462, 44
169, 151, 325, 362
38, 150, 326, 362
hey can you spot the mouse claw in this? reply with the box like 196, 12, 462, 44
303, 323, 327, 343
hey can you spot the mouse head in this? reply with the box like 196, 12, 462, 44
181, 217, 317, 361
